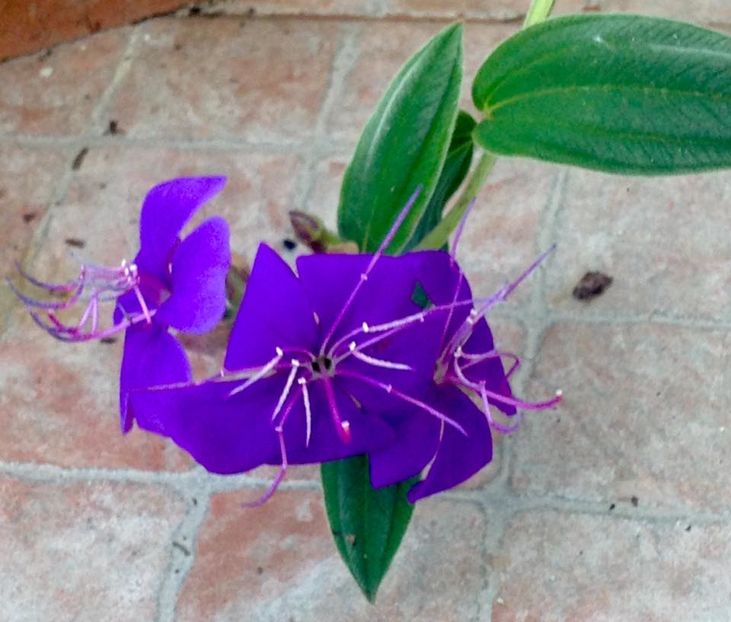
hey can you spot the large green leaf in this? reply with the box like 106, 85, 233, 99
338, 23, 463, 251
321, 456, 416, 602
472, 15, 731, 174
406, 110, 476, 250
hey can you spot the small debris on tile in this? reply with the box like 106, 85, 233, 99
282, 238, 297, 251
609, 503, 616, 511
64, 237, 86, 248
99, 337, 117, 344
256, 566, 264, 575
572, 271, 613, 301
104, 119, 122, 135
172, 541, 191, 556
71, 147, 89, 171
631, 496, 639, 507
685, 524, 692, 532
22, 211, 38, 223
39, 66, 53, 79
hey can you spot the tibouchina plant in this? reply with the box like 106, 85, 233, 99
11, 0, 731, 600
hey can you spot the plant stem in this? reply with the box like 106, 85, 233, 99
418, 0, 557, 250
523, 0, 556, 28
416, 150, 497, 250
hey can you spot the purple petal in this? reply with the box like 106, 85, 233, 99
282, 379, 395, 465
369, 412, 440, 488
296, 252, 434, 343
136, 176, 226, 281
119, 325, 192, 434
225, 244, 317, 371
155, 216, 230, 334
407, 386, 493, 502
130, 377, 281, 474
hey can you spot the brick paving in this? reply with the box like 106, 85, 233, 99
1, 2, 730, 620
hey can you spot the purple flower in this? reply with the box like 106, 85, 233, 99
11, 177, 231, 432
372, 248, 562, 503
131, 199, 474, 503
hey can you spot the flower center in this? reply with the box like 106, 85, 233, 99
310, 354, 334, 376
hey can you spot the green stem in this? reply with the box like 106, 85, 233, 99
416, 150, 497, 250
418, 0, 556, 250
523, 0, 556, 28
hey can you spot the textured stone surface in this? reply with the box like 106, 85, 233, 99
491, 510, 731, 622
0, 475, 186, 622
109, 17, 340, 142
512, 322, 731, 511
547, 170, 731, 321
177, 490, 488, 621
0, 29, 129, 135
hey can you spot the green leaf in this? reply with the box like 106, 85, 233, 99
338, 23, 463, 251
406, 110, 476, 250
472, 15, 731, 174
321, 456, 415, 602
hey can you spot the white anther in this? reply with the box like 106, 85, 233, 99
298, 377, 306, 386
291, 359, 300, 367
556, 389, 563, 397
360, 273, 368, 282
361, 322, 370, 333
275, 346, 284, 357
341, 420, 351, 432
454, 346, 463, 358
348, 341, 357, 352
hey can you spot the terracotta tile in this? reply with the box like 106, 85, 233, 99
511, 322, 731, 511
491, 510, 731, 622
108, 18, 340, 142
590, 1, 731, 24
385, 0, 584, 20
177, 489, 487, 620
0, 29, 129, 135
0, 0, 188, 61
547, 169, 731, 321
0, 309, 193, 470
0, 146, 68, 278
0, 475, 186, 622
223, 0, 378, 16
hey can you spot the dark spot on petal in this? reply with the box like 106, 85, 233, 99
572, 271, 613, 301
64, 237, 85, 248
631, 496, 639, 507
282, 238, 297, 251
71, 147, 89, 171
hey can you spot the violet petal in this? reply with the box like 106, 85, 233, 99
137, 176, 226, 282
119, 325, 192, 434
225, 244, 317, 371
407, 386, 493, 502
156, 216, 230, 334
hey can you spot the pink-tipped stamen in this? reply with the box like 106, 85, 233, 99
321, 375, 352, 444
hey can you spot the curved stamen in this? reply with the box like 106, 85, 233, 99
228, 347, 284, 397
342, 341, 412, 371
337, 369, 467, 436
28, 308, 153, 342
272, 360, 301, 422
299, 378, 312, 447
8, 277, 85, 311
321, 376, 351, 444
